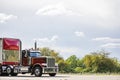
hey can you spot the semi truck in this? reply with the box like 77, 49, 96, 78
0, 38, 58, 77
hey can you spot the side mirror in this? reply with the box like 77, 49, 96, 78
22, 50, 27, 58
24, 53, 27, 57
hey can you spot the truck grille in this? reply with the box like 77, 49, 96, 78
47, 58, 55, 67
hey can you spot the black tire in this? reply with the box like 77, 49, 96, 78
0, 67, 2, 76
11, 73, 18, 76
34, 67, 42, 77
1, 73, 9, 76
0, 66, 9, 76
49, 73, 56, 76
22, 72, 26, 74
6, 66, 12, 74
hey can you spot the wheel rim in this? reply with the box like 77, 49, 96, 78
35, 68, 40, 76
6, 67, 11, 74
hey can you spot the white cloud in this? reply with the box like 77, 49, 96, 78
93, 37, 120, 43
101, 43, 120, 48
35, 3, 81, 16
0, 13, 17, 23
51, 35, 59, 41
75, 31, 85, 37
93, 37, 120, 49
38, 38, 51, 43
35, 0, 120, 28
33, 35, 59, 47
77, 0, 113, 18
52, 47, 79, 53
38, 35, 59, 42
50, 46, 82, 59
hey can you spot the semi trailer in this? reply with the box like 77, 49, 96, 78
0, 38, 58, 77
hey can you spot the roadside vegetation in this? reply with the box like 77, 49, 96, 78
40, 47, 120, 74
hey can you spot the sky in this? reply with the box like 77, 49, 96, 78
0, 0, 120, 60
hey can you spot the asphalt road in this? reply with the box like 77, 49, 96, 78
0, 74, 120, 80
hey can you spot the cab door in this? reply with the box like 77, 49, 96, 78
21, 50, 29, 66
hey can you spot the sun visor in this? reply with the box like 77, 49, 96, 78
3, 38, 20, 50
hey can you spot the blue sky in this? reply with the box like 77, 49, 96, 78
0, 0, 120, 59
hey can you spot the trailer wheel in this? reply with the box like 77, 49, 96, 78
34, 67, 42, 77
6, 66, 11, 74
0, 67, 2, 76
49, 73, 56, 76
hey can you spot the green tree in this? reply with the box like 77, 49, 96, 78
82, 50, 120, 73
58, 59, 71, 73
74, 67, 83, 73
65, 55, 78, 72
39, 48, 120, 73
40, 47, 50, 56
40, 47, 63, 63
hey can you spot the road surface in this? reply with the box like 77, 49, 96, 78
0, 74, 120, 80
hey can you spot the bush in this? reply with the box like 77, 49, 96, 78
74, 67, 83, 73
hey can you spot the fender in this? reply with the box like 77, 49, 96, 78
32, 63, 43, 68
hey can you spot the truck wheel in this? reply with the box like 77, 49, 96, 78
49, 73, 56, 76
34, 67, 42, 77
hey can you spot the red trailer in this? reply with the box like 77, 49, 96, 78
0, 38, 20, 76
0, 38, 58, 77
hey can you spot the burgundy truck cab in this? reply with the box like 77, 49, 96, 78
20, 50, 58, 77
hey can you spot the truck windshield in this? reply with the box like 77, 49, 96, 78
30, 52, 41, 57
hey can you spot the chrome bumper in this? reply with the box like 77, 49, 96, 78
42, 67, 58, 73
